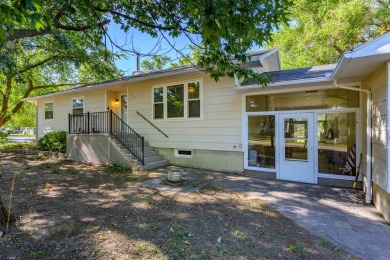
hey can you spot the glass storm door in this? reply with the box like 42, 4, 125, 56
278, 113, 315, 183
121, 95, 128, 124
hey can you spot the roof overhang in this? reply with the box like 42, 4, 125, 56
333, 31, 390, 80
235, 77, 334, 95
24, 66, 199, 102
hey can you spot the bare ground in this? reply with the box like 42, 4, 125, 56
0, 153, 352, 259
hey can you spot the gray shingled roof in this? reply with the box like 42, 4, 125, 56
26, 52, 335, 100
242, 64, 337, 86
26, 50, 276, 100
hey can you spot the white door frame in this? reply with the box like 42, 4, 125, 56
277, 112, 316, 184
243, 108, 361, 181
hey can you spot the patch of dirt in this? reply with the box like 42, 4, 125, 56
0, 153, 351, 259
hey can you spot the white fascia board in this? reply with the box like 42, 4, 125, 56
235, 78, 334, 95
331, 54, 352, 79
350, 31, 390, 56
236, 76, 332, 91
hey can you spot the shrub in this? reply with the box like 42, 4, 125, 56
37, 131, 67, 153
0, 133, 8, 144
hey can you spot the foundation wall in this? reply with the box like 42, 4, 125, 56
155, 148, 244, 173
67, 134, 135, 166
372, 182, 390, 223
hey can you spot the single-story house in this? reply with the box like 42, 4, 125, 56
26, 32, 390, 223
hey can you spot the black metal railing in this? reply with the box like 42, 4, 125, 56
136, 111, 168, 138
111, 112, 144, 165
68, 111, 144, 165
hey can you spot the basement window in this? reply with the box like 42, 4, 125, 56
175, 149, 193, 158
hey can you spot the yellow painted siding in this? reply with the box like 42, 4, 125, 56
37, 90, 106, 138
126, 71, 243, 152
362, 63, 388, 192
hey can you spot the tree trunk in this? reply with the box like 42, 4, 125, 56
0, 196, 16, 226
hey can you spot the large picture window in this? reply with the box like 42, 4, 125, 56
72, 98, 84, 115
45, 102, 53, 119
152, 80, 202, 120
167, 84, 184, 118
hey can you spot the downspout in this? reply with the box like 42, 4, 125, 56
333, 80, 372, 203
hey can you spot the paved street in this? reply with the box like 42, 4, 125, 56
7, 135, 35, 143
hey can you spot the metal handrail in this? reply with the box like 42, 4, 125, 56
68, 110, 144, 165
136, 111, 168, 138
111, 112, 144, 165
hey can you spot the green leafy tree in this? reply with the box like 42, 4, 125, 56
267, 0, 390, 69
141, 55, 172, 72
0, 0, 291, 127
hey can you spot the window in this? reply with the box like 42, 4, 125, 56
45, 103, 53, 119
246, 89, 359, 112
175, 149, 193, 158
152, 80, 202, 120
167, 84, 184, 118
154, 87, 164, 119
72, 98, 84, 115
188, 82, 200, 117
248, 115, 275, 169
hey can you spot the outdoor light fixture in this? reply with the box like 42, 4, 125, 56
114, 98, 119, 105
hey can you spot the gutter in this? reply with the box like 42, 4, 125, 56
234, 76, 333, 90
333, 80, 372, 204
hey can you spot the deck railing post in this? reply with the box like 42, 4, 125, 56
68, 113, 71, 133
109, 110, 113, 134
87, 111, 90, 134
141, 136, 144, 165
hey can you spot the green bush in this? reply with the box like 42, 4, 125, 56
37, 131, 67, 152
0, 133, 7, 144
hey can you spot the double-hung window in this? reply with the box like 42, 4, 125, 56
72, 98, 84, 115
188, 82, 200, 118
45, 102, 53, 119
153, 87, 164, 119
153, 80, 202, 120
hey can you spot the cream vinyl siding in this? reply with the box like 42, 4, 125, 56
362, 63, 389, 192
127, 71, 242, 152
37, 90, 106, 138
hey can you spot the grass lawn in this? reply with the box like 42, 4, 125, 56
0, 154, 351, 259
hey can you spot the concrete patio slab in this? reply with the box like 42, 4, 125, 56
147, 166, 390, 260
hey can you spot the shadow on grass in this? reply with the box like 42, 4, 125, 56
0, 153, 352, 259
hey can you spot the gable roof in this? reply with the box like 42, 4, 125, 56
24, 49, 278, 101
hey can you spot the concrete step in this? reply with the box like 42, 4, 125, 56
144, 155, 165, 164
144, 150, 160, 157
143, 160, 169, 171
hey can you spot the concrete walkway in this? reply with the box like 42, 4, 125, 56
149, 166, 390, 260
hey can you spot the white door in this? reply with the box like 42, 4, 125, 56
121, 95, 128, 124
278, 113, 315, 183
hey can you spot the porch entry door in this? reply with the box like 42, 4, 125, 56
121, 95, 128, 124
278, 113, 315, 184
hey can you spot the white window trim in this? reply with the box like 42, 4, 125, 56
71, 97, 85, 114
175, 149, 193, 158
44, 101, 54, 120
151, 79, 203, 121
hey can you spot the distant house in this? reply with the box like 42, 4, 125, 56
26, 32, 390, 223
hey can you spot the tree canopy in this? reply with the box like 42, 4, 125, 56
267, 0, 390, 69
0, 0, 291, 127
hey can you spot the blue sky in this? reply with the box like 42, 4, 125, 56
107, 22, 264, 76
107, 22, 194, 75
